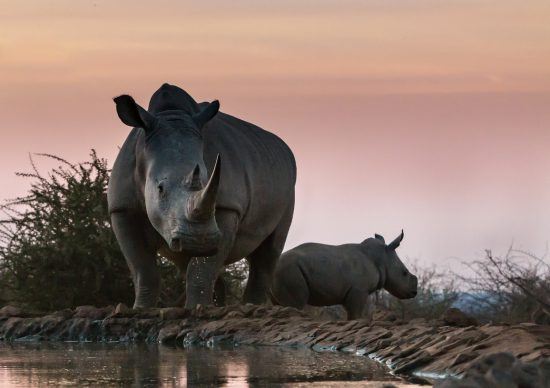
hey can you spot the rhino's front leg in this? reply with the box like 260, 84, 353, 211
111, 212, 160, 308
185, 210, 238, 309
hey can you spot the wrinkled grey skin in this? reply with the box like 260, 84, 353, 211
271, 231, 418, 320
108, 83, 296, 309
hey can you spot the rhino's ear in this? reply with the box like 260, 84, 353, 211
193, 100, 220, 128
374, 234, 385, 243
387, 230, 404, 250
114, 95, 156, 130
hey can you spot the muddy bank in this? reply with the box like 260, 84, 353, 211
1, 304, 548, 384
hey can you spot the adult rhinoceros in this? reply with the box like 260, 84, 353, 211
108, 83, 296, 309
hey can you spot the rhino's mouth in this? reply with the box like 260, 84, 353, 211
168, 232, 220, 256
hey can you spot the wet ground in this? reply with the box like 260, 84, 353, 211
0, 343, 421, 387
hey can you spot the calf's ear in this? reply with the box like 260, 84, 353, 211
387, 230, 404, 250
374, 234, 385, 243
193, 100, 220, 128
114, 95, 156, 130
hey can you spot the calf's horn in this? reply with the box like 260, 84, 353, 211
387, 229, 404, 250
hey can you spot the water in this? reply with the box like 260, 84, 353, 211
0, 343, 422, 387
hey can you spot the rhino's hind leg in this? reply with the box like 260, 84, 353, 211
271, 262, 309, 309
244, 199, 294, 304
111, 212, 160, 309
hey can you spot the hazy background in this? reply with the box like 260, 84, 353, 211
1, 0, 550, 268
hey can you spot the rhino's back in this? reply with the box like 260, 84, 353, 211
277, 243, 379, 303
202, 109, 296, 233
280, 243, 368, 276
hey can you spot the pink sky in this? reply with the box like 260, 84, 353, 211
1, 1, 550, 267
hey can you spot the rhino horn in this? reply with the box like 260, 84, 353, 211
387, 230, 404, 250
189, 155, 221, 220
185, 164, 203, 190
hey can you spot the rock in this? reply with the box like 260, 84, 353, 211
0, 303, 549, 383
0, 305, 23, 318
450, 351, 479, 367
160, 307, 187, 320
113, 303, 131, 316
107, 303, 159, 318
469, 352, 516, 374
48, 309, 74, 319
74, 305, 113, 320
511, 361, 540, 388
435, 352, 550, 388
206, 334, 232, 347
373, 310, 398, 322
307, 305, 348, 321
392, 350, 434, 374
268, 306, 303, 319
158, 324, 180, 344
442, 308, 478, 327
223, 310, 245, 319
182, 331, 201, 347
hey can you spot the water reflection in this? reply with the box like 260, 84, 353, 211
0, 342, 417, 387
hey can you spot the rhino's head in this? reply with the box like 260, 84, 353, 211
369, 231, 418, 299
113, 92, 222, 256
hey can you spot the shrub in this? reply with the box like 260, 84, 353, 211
458, 248, 550, 323
376, 261, 458, 320
222, 259, 249, 304
0, 151, 249, 310
0, 151, 135, 310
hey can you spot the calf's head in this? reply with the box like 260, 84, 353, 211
114, 93, 221, 256
369, 231, 418, 299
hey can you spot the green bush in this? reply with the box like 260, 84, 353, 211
0, 151, 249, 311
0, 151, 135, 310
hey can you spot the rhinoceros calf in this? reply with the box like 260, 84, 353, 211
271, 231, 417, 320
108, 84, 296, 309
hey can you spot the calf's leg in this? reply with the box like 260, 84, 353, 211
344, 289, 370, 321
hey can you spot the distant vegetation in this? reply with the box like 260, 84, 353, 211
458, 248, 550, 324
376, 262, 459, 321
375, 250, 550, 324
0, 151, 548, 324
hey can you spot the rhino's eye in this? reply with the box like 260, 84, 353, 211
158, 183, 165, 195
